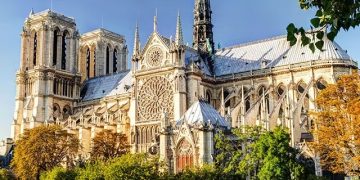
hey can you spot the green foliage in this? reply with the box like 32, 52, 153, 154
215, 126, 308, 179
40, 167, 77, 180
0, 168, 15, 180
104, 153, 159, 180
75, 162, 105, 180
170, 164, 240, 180
287, 0, 360, 52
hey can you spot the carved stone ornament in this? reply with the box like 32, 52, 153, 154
146, 46, 163, 67
138, 76, 173, 121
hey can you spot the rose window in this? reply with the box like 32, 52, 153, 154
138, 76, 173, 121
147, 47, 163, 67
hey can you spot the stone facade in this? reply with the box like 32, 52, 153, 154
12, 1, 358, 174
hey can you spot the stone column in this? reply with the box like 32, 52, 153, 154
174, 72, 187, 121
287, 83, 299, 147
44, 72, 54, 123
56, 34, 62, 70
47, 28, 54, 68
198, 129, 214, 165
20, 32, 28, 71
69, 36, 74, 72
79, 127, 92, 156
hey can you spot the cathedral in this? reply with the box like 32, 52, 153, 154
11, 0, 357, 174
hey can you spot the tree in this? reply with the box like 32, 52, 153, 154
287, 0, 360, 52
11, 125, 79, 179
171, 164, 240, 180
104, 153, 159, 180
214, 126, 262, 176
310, 73, 360, 176
215, 126, 306, 179
90, 130, 129, 161
75, 161, 105, 180
39, 167, 77, 180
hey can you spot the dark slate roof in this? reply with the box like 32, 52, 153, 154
80, 70, 132, 101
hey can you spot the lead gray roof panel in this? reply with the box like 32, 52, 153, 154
177, 100, 230, 128
80, 70, 132, 101
214, 35, 352, 76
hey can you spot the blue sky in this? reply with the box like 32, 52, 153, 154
0, 0, 359, 139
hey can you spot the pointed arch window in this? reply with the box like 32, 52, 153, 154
53, 29, 59, 66
86, 48, 90, 78
106, 46, 110, 74
206, 91, 212, 104
113, 48, 118, 73
61, 31, 69, 70
33, 32, 38, 66
245, 98, 251, 112
93, 48, 96, 76
224, 90, 230, 108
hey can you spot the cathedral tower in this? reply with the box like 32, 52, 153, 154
193, 0, 214, 55
79, 29, 127, 81
12, 10, 81, 139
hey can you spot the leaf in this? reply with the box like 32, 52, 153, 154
287, 33, 297, 46
315, 40, 324, 50
315, 10, 323, 17
287, 23, 296, 33
316, 31, 324, 40
327, 31, 337, 41
311, 18, 320, 28
299, 27, 306, 36
309, 43, 315, 53
333, 18, 339, 29
301, 35, 311, 46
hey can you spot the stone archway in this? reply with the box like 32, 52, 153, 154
176, 139, 194, 172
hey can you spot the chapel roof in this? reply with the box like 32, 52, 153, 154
177, 100, 230, 129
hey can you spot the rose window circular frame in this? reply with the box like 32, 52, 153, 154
146, 47, 163, 67
138, 76, 173, 121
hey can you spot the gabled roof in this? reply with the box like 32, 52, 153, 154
141, 32, 172, 55
177, 100, 230, 128
80, 70, 132, 101
214, 35, 352, 76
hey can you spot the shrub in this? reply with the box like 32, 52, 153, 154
75, 161, 105, 180
0, 168, 15, 180
170, 164, 240, 180
40, 167, 77, 180
104, 153, 159, 180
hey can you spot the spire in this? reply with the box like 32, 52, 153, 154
193, 0, 214, 54
29, 9, 34, 17
133, 23, 140, 57
153, 9, 158, 32
175, 11, 184, 46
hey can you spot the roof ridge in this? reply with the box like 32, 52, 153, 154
86, 70, 130, 82
28, 9, 75, 22
82, 28, 125, 38
218, 34, 286, 51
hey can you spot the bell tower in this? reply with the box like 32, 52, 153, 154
193, 0, 214, 55
12, 10, 81, 140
